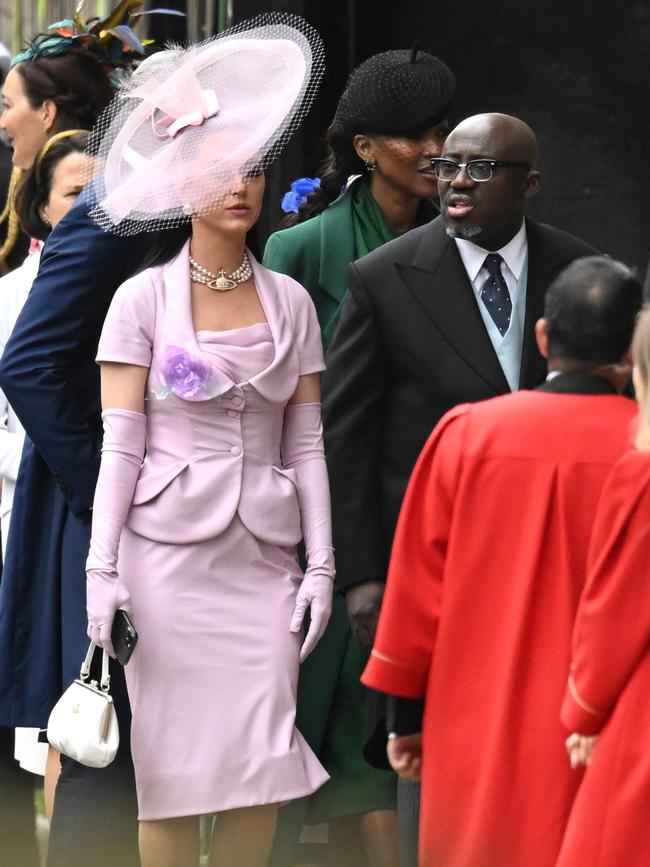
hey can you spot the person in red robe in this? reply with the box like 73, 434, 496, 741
557, 306, 650, 867
361, 256, 642, 867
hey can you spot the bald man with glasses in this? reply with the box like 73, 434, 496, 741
322, 113, 597, 865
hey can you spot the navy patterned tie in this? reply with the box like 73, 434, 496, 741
480, 253, 512, 336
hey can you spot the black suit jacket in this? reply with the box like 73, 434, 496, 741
323, 215, 597, 591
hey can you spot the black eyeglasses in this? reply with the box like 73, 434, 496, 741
430, 158, 532, 182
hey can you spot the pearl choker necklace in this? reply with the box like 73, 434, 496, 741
189, 252, 252, 292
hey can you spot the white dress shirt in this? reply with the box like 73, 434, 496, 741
0, 249, 40, 556
454, 223, 529, 391
454, 221, 528, 305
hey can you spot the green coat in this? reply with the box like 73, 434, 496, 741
263, 181, 356, 349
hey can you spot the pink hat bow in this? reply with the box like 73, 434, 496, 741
133, 74, 220, 140
88, 15, 326, 235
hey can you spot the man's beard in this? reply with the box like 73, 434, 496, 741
445, 224, 483, 239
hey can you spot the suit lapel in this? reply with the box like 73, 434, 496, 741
248, 253, 296, 404
318, 186, 356, 305
397, 218, 510, 394
518, 219, 556, 388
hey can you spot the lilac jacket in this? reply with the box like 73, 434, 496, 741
97, 241, 325, 545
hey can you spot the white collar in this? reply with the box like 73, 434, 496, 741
19, 250, 41, 296
454, 221, 528, 283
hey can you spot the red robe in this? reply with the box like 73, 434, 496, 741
558, 449, 650, 867
362, 389, 637, 867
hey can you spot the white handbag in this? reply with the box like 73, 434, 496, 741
47, 641, 119, 768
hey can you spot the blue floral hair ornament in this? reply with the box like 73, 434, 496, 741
281, 176, 321, 213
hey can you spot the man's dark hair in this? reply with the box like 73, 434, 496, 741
544, 256, 642, 364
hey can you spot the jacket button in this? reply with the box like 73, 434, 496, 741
227, 410, 238, 418
230, 445, 242, 457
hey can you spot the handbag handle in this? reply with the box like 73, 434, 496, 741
79, 641, 111, 692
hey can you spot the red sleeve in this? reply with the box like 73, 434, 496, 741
361, 405, 468, 698
561, 450, 650, 734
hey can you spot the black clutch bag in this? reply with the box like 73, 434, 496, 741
111, 609, 138, 666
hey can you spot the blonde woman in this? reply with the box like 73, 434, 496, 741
559, 306, 650, 865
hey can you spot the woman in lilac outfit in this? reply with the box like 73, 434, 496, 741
84, 17, 332, 867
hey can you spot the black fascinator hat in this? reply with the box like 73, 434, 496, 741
337, 46, 455, 137
279, 45, 456, 226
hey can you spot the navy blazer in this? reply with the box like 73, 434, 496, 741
0, 191, 152, 726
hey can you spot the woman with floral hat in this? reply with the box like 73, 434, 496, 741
83, 15, 331, 866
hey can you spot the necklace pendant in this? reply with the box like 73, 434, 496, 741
209, 275, 237, 291
190, 256, 250, 292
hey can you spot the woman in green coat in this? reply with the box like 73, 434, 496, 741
264, 48, 455, 867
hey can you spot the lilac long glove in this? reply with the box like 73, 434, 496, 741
86, 409, 146, 656
283, 402, 334, 662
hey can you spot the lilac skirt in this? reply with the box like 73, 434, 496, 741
119, 516, 328, 820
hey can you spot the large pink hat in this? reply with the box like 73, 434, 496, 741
88, 13, 324, 234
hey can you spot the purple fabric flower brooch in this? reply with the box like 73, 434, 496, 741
157, 347, 214, 400
281, 176, 321, 213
